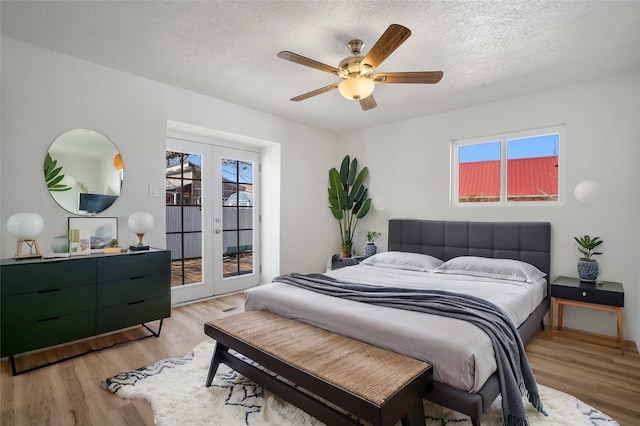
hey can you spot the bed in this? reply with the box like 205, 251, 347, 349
245, 219, 551, 425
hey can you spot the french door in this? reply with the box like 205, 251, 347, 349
166, 138, 260, 305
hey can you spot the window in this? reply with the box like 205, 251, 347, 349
453, 127, 561, 205
166, 151, 203, 286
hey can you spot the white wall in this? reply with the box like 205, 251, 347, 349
340, 72, 640, 345
0, 37, 339, 285
3, 36, 639, 346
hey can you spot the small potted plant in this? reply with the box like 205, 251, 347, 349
104, 238, 121, 254
574, 235, 603, 282
364, 231, 381, 258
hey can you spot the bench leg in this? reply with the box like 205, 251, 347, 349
401, 401, 426, 426
205, 342, 228, 387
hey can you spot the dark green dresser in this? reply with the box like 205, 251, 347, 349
1, 249, 171, 373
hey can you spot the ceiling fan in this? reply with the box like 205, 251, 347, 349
277, 24, 443, 111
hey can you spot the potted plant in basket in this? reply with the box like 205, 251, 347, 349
574, 234, 603, 282
364, 231, 381, 258
328, 155, 372, 258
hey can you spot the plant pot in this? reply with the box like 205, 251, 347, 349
340, 252, 351, 258
364, 242, 377, 258
51, 236, 70, 253
577, 260, 598, 282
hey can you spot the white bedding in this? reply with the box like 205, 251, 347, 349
244, 264, 547, 393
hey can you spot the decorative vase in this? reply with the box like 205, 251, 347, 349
51, 236, 70, 253
577, 260, 598, 282
364, 242, 377, 258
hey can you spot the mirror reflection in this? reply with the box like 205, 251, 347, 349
45, 129, 123, 215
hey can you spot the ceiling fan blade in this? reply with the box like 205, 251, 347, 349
359, 95, 377, 111
362, 24, 411, 73
374, 71, 443, 84
290, 83, 340, 101
277, 51, 340, 75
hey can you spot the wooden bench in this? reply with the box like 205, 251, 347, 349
204, 311, 433, 426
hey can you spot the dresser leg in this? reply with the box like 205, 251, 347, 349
9, 356, 17, 376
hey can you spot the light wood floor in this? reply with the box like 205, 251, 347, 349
1, 293, 639, 425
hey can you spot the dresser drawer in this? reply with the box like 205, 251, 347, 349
97, 251, 170, 282
0, 311, 95, 357
96, 295, 171, 334
1, 284, 95, 325
1, 258, 96, 296
96, 274, 169, 308
552, 285, 624, 307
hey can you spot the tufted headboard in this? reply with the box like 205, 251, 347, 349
388, 219, 551, 282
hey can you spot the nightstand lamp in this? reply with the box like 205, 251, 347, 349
7, 212, 44, 258
128, 211, 153, 251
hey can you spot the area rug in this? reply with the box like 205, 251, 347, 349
101, 340, 619, 426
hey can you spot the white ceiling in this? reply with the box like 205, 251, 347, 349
2, 1, 640, 134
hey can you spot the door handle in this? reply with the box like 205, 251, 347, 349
215, 228, 222, 234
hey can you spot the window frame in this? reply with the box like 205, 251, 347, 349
451, 126, 564, 206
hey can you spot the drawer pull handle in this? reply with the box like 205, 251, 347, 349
129, 300, 145, 305
130, 276, 145, 280
38, 288, 60, 294
582, 292, 587, 297
38, 316, 60, 323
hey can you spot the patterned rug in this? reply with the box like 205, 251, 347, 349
101, 340, 619, 426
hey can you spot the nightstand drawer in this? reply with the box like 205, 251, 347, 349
331, 255, 364, 270
552, 283, 624, 307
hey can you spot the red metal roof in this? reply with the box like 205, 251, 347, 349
459, 156, 558, 197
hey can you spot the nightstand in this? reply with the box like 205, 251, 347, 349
550, 276, 625, 354
330, 255, 365, 270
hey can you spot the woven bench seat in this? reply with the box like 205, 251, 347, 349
204, 310, 433, 426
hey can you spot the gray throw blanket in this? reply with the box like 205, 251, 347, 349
273, 273, 547, 426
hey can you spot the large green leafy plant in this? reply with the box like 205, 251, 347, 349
328, 155, 372, 257
44, 153, 73, 192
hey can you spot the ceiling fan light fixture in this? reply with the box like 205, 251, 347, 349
338, 76, 375, 100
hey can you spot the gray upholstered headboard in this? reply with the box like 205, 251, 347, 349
388, 219, 551, 282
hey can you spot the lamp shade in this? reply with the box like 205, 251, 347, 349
114, 153, 123, 171
128, 211, 154, 234
338, 77, 375, 100
7, 213, 44, 239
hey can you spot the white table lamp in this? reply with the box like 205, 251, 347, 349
7, 213, 44, 258
128, 211, 154, 251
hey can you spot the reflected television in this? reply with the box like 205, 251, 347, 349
78, 193, 117, 213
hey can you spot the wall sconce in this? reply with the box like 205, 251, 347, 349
128, 211, 154, 251
574, 180, 599, 204
6, 213, 44, 258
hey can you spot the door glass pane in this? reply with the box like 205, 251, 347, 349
166, 151, 203, 286
222, 158, 253, 278
507, 134, 559, 202
458, 142, 501, 203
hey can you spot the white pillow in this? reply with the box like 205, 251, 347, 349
361, 251, 444, 272
432, 256, 546, 283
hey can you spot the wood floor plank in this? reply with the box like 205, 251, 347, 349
1, 294, 638, 425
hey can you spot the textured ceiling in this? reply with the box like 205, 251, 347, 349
2, 1, 640, 134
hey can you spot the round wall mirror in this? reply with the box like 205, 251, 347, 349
44, 129, 123, 215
